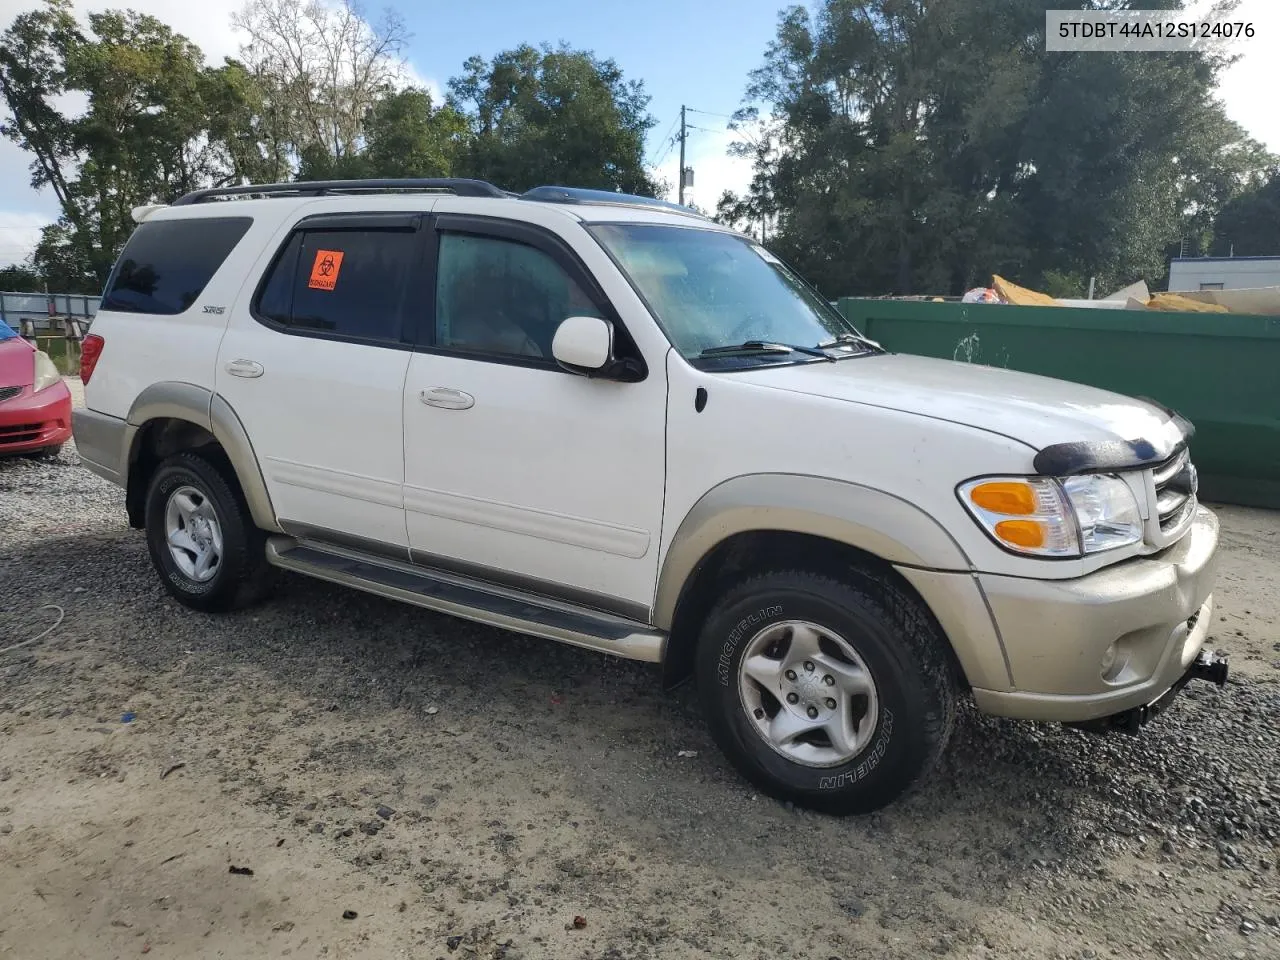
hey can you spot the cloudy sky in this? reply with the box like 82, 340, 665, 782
0, 0, 1276, 271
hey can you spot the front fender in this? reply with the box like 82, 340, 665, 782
654, 473, 972, 630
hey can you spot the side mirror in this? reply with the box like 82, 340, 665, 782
552, 315, 615, 373
551, 315, 647, 382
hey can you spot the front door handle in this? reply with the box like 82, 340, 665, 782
226, 359, 264, 378
420, 386, 474, 410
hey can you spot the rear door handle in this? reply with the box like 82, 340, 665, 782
420, 387, 474, 410
226, 359, 264, 378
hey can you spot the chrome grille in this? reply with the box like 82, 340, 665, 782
1152, 449, 1196, 533
0, 385, 21, 404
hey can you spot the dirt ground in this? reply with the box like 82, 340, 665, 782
1, 380, 1277, 960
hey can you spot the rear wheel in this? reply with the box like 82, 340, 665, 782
144, 451, 274, 612
695, 568, 957, 815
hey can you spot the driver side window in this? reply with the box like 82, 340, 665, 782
434, 232, 603, 362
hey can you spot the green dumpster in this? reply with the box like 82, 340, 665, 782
836, 298, 1280, 509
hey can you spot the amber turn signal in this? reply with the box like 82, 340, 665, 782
994, 519, 1047, 548
968, 481, 1037, 515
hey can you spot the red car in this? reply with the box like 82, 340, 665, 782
0, 320, 72, 458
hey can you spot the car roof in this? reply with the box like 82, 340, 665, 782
140, 178, 731, 234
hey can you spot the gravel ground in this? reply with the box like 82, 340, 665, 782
1, 379, 1277, 960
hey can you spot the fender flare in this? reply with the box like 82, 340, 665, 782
124, 381, 280, 532
653, 473, 972, 631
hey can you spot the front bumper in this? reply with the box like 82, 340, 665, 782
971, 506, 1221, 723
0, 380, 72, 455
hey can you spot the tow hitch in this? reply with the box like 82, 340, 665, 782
1066, 648, 1229, 736
1188, 648, 1229, 686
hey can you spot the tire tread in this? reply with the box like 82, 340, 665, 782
145, 451, 274, 612
697, 564, 958, 813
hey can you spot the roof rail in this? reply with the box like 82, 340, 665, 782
520, 186, 708, 219
171, 178, 509, 206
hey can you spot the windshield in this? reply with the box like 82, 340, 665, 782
0, 318, 17, 341
587, 223, 869, 363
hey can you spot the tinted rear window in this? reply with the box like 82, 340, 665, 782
101, 217, 252, 315
254, 227, 416, 343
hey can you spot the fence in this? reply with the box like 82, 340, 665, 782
0, 291, 100, 339
836, 298, 1280, 509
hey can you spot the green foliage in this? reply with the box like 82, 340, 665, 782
448, 43, 657, 194
2, 0, 1273, 299
1211, 169, 1280, 257
726, 0, 1275, 297
1039, 270, 1089, 300
1, 2, 659, 291
0, 263, 44, 292
0, 0, 273, 287
298, 88, 467, 181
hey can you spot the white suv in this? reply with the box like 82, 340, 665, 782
72, 178, 1225, 813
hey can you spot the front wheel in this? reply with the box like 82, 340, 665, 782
144, 451, 273, 612
695, 568, 957, 815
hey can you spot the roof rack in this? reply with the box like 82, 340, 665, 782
520, 186, 708, 219
171, 178, 510, 206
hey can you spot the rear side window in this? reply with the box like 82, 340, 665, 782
101, 217, 252, 315
255, 227, 416, 343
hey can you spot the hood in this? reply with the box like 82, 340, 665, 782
734, 353, 1184, 457
0, 336, 34, 388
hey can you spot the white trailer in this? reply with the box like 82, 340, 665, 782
1169, 256, 1280, 292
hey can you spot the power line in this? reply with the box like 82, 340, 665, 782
685, 107, 735, 120
646, 116, 680, 168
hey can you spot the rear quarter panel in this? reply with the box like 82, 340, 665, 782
84, 206, 291, 420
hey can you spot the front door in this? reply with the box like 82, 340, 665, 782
217, 211, 424, 550
401, 215, 667, 618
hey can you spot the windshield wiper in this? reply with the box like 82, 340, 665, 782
816, 332, 883, 352
699, 340, 833, 360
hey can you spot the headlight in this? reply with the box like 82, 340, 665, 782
958, 474, 1143, 558
1061, 474, 1145, 554
33, 350, 61, 393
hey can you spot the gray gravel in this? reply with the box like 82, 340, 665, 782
1, 383, 1277, 959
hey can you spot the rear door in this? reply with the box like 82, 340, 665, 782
216, 210, 427, 551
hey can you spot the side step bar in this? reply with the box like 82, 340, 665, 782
265, 537, 666, 663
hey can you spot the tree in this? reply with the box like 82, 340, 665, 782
715, 107, 783, 241
729, 0, 1272, 297
297, 86, 467, 181
205, 58, 296, 185
1211, 169, 1280, 257
0, 263, 44, 292
232, 0, 408, 165
364, 88, 466, 177
448, 43, 657, 194
0, 0, 271, 286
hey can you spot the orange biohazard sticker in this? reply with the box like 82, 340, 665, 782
308, 249, 344, 290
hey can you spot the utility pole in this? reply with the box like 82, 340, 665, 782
678, 104, 687, 206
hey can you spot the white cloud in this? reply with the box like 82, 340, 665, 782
400, 61, 445, 105
1212, 0, 1280, 153
0, 212, 52, 267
